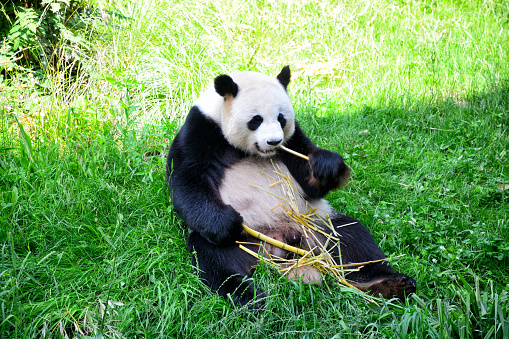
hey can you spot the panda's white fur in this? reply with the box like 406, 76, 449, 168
195, 71, 295, 156
219, 158, 332, 232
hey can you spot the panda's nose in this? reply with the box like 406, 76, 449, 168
267, 138, 282, 146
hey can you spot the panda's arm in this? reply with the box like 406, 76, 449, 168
170, 168, 243, 245
280, 122, 350, 199
167, 108, 243, 245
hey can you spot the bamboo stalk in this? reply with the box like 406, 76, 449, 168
279, 145, 310, 161
238, 245, 275, 266
242, 224, 308, 256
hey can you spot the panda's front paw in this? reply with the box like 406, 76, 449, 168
308, 149, 351, 190
205, 206, 243, 246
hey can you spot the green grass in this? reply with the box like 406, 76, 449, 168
1, 0, 509, 337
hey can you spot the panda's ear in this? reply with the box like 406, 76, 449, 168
214, 74, 239, 98
276, 66, 291, 90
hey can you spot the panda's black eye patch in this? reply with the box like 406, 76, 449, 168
247, 115, 263, 131
278, 113, 286, 128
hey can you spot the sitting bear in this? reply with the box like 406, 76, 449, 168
166, 66, 416, 308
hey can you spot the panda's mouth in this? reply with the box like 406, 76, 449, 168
255, 143, 277, 156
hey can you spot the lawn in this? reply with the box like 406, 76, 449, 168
1, 0, 508, 338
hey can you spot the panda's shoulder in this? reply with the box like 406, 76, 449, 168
177, 106, 224, 148
193, 85, 223, 123
175, 105, 241, 163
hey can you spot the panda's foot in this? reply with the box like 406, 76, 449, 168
353, 274, 417, 301
284, 265, 323, 285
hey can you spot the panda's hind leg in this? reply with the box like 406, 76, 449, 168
331, 215, 416, 300
187, 231, 266, 309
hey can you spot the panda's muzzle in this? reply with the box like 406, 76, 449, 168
267, 138, 283, 146
255, 142, 278, 155
256, 138, 283, 155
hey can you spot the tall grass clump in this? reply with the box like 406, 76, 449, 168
1, 0, 508, 337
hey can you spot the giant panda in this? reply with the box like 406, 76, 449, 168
166, 66, 416, 308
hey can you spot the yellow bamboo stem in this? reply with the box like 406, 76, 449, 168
279, 145, 310, 161
238, 245, 275, 266
269, 180, 283, 187
242, 224, 308, 256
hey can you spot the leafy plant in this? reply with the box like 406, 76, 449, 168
0, 0, 91, 71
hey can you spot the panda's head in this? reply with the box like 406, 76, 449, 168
195, 66, 295, 157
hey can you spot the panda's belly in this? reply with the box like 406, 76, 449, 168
219, 158, 332, 233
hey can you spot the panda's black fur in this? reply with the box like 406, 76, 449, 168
167, 66, 416, 308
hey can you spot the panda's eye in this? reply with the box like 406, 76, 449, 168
278, 113, 286, 128
247, 115, 263, 131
